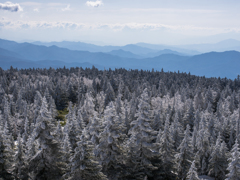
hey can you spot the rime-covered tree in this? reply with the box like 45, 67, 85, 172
127, 88, 158, 179
175, 124, 193, 179
12, 134, 28, 180
195, 116, 211, 175
0, 122, 14, 179
29, 97, 66, 180
96, 102, 127, 179
104, 82, 115, 107
208, 134, 228, 180
157, 115, 176, 179
68, 130, 107, 180
226, 139, 240, 180
170, 112, 184, 150
183, 100, 195, 129
186, 161, 200, 180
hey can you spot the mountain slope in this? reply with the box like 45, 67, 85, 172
0, 48, 23, 59
180, 51, 240, 78
144, 49, 187, 58
136, 42, 200, 55
178, 39, 240, 52
0, 39, 126, 65
0, 39, 240, 79
0, 55, 102, 70
107, 49, 142, 59
31, 40, 158, 54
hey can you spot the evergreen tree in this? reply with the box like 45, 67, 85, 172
127, 88, 158, 179
195, 116, 210, 175
175, 124, 193, 180
208, 134, 227, 180
170, 112, 184, 150
226, 139, 240, 180
186, 161, 200, 180
183, 100, 195, 129
157, 115, 176, 179
12, 134, 28, 180
96, 102, 127, 179
29, 97, 66, 180
0, 122, 14, 179
68, 130, 107, 180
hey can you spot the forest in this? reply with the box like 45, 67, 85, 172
0, 66, 240, 180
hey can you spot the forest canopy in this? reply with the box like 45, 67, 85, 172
0, 66, 240, 180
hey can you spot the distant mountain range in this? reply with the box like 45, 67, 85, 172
32, 40, 196, 56
32, 41, 159, 55
136, 39, 240, 53
0, 38, 240, 79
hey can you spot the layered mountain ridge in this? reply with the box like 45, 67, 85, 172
0, 38, 240, 79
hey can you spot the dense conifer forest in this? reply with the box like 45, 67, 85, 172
0, 66, 240, 180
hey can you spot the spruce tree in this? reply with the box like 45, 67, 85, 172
127, 88, 158, 179
12, 134, 28, 180
0, 122, 14, 179
226, 139, 240, 180
175, 124, 193, 180
208, 134, 227, 180
68, 130, 107, 180
96, 102, 127, 179
29, 97, 66, 180
186, 161, 200, 180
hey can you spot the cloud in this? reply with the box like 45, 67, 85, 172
0, 1, 23, 12
62, 4, 71, 11
0, 18, 239, 35
33, 8, 39, 12
86, 0, 103, 7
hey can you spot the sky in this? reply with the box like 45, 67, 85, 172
0, 0, 240, 45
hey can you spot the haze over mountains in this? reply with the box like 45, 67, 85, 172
0, 38, 240, 79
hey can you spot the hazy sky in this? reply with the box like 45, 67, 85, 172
0, 0, 240, 45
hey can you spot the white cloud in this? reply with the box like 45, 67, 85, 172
121, 8, 223, 14
0, 18, 239, 35
0, 1, 23, 12
62, 4, 71, 11
33, 8, 39, 12
86, 0, 103, 7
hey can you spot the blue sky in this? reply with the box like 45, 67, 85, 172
0, 0, 240, 45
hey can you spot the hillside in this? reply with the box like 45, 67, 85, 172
0, 39, 240, 79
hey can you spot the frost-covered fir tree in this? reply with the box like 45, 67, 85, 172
29, 97, 66, 180
96, 101, 127, 179
208, 113, 216, 144
12, 134, 28, 180
68, 129, 107, 180
175, 124, 193, 180
63, 133, 73, 166
157, 115, 176, 179
226, 139, 240, 180
0, 122, 14, 179
126, 132, 157, 180
170, 112, 184, 150
87, 111, 104, 145
208, 133, 228, 180
127, 88, 158, 179
186, 161, 200, 180
64, 104, 81, 149
183, 100, 195, 129
104, 82, 115, 107
195, 116, 210, 175
22, 117, 30, 143
81, 92, 96, 124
